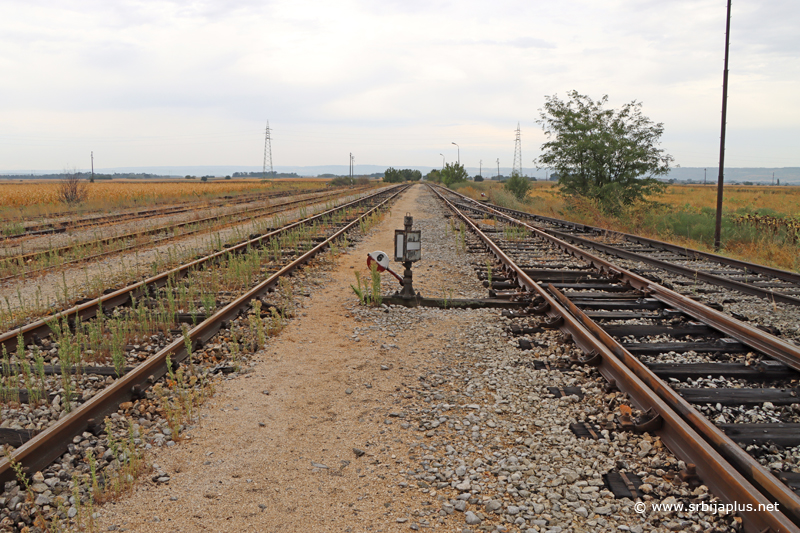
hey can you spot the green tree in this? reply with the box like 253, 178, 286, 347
425, 169, 441, 183
504, 172, 530, 201
535, 90, 672, 213
441, 162, 468, 187
400, 169, 422, 181
473, 175, 484, 182
383, 167, 404, 183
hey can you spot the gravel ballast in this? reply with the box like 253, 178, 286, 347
84, 185, 743, 532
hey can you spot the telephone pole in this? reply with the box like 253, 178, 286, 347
496, 158, 500, 179
512, 123, 522, 176
350, 153, 354, 180
713, 0, 732, 251
91, 151, 94, 182
263, 121, 273, 179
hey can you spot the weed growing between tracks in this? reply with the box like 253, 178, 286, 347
447, 219, 467, 254
0, 191, 333, 283
0, 189, 397, 531
0, 190, 370, 332
1, 196, 381, 408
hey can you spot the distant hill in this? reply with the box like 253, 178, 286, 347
2, 165, 798, 184
665, 167, 800, 185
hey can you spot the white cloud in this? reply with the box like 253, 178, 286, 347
1, 0, 798, 171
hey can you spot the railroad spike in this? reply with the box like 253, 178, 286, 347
634, 408, 663, 433
542, 315, 564, 329
678, 463, 701, 488
530, 301, 550, 315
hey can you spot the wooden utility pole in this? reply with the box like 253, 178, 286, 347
714, 0, 732, 250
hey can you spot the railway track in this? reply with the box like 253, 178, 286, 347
461, 197, 800, 308
0, 184, 407, 526
431, 184, 800, 533
3, 187, 327, 240
0, 186, 372, 283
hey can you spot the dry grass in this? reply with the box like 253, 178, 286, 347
655, 184, 800, 214
0, 179, 329, 224
0, 179, 325, 209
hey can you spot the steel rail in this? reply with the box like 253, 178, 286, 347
544, 226, 800, 306
0, 185, 400, 353
0, 188, 370, 286
548, 286, 800, 530
429, 185, 800, 533
452, 198, 800, 306
2, 187, 365, 263
7, 187, 325, 238
443, 187, 800, 372
471, 199, 800, 286
0, 184, 408, 484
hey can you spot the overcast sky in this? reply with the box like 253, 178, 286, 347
1, 0, 798, 173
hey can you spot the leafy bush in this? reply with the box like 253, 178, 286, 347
504, 172, 531, 201
441, 162, 468, 187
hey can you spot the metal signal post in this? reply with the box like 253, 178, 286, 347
394, 214, 421, 298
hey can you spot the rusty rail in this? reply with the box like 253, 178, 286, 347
478, 203, 800, 285
0, 186, 397, 353
0, 184, 407, 484
464, 198, 800, 305
429, 184, 800, 533
446, 188, 800, 372
2, 187, 368, 265
6, 187, 326, 238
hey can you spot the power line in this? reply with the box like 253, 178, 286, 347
263, 121, 273, 179
512, 123, 522, 176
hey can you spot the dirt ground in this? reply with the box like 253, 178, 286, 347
96, 184, 470, 532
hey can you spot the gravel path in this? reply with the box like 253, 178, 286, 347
92, 185, 737, 532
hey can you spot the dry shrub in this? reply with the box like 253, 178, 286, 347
58, 169, 88, 204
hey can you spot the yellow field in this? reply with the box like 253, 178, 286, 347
460, 181, 800, 216
655, 184, 800, 215
0, 179, 328, 208
0, 179, 329, 221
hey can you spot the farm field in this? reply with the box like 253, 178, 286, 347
0, 178, 330, 226
455, 181, 800, 272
